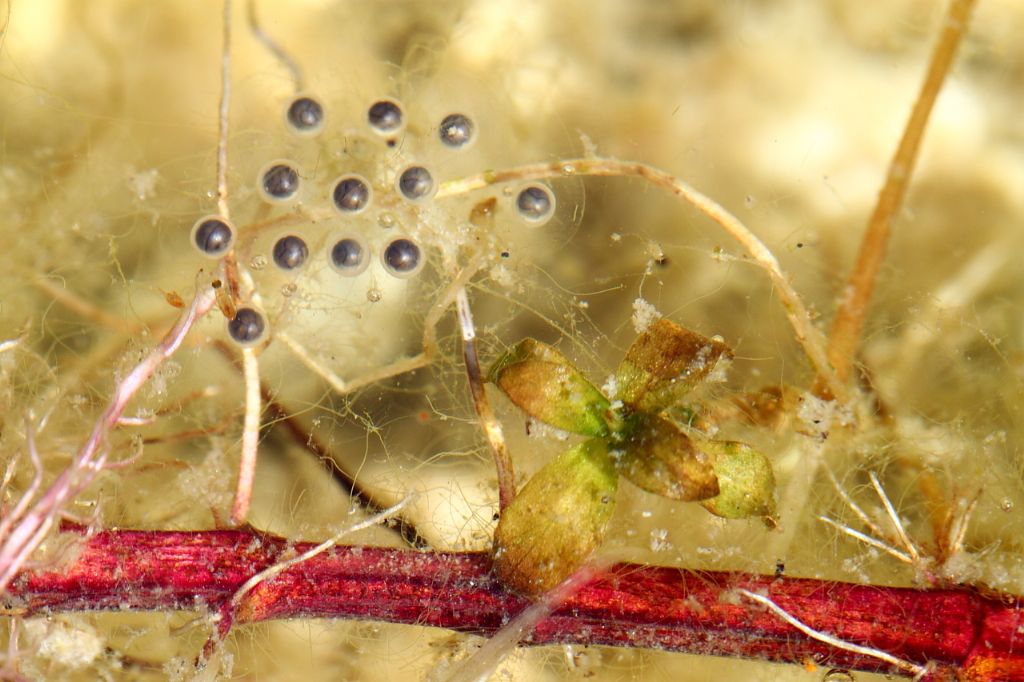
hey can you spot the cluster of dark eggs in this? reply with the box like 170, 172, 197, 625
191, 96, 554, 346
271, 232, 424, 278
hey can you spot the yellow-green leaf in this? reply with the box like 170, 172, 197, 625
493, 439, 617, 595
614, 318, 731, 413
698, 440, 776, 521
489, 339, 611, 437
612, 414, 719, 501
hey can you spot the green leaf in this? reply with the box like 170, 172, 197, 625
698, 440, 776, 521
489, 339, 611, 437
612, 414, 719, 501
493, 439, 618, 595
614, 318, 732, 413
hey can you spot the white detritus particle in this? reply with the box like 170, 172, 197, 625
631, 297, 660, 333
127, 168, 159, 200
797, 391, 834, 435
30, 619, 104, 669
706, 355, 733, 383
526, 419, 571, 442
649, 528, 670, 552
489, 263, 516, 289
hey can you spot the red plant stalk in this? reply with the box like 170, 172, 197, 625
3, 527, 1022, 680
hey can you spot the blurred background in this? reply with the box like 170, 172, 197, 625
1, 0, 1023, 679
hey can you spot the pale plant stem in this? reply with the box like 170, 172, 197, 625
216, 0, 232, 221
202, 497, 415, 667
0, 285, 216, 595
455, 288, 515, 512
823, 0, 978, 390
275, 331, 353, 394
213, 0, 260, 527
817, 515, 914, 564
870, 470, 922, 563
117, 415, 157, 426
948, 495, 978, 557
2, 617, 18, 673
277, 254, 484, 396
824, 463, 889, 540
736, 588, 927, 677
438, 158, 845, 402
0, 425, 44, 545
231, 347, 262, 525
229, 496, 413, 612
213, 0, 247, 304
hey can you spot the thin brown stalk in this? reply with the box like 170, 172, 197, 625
274, 254, 483, 396
439, 159, 845, 401
213, 0, 246, 306
208, 340, 430, 548
262, 395, 430, 549
216, 0, 233, 221
456, 288, 515, 512
821, 0, 978, 393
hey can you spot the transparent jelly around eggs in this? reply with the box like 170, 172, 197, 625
215, 86, 562, 392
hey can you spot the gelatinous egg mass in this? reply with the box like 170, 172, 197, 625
191, 216, 234, 257
516, 185, 555, 224
228, 307, 266, 345
383, 238, 422, 277
272, 235, 308, 270
330, 237, 368, 276
398, 166, 434, 201
261, 163, 300, 201
332, 176, 371, 213
367, 99, 403, 134
439, 113, 474, 148
286, 96, 324, 133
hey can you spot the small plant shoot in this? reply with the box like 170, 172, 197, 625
489, 318, 776, 594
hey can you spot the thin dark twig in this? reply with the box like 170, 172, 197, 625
209, 340, 429, 549
262, 395, 430, 549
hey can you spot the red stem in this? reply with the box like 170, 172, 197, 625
4, 527, 1022, 680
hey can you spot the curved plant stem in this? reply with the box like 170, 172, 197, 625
262, 393, 430, 549
208, 340, 430, 548
439, 159, 845, 402
207, 498, 412, 646
820, 0, 978, 394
